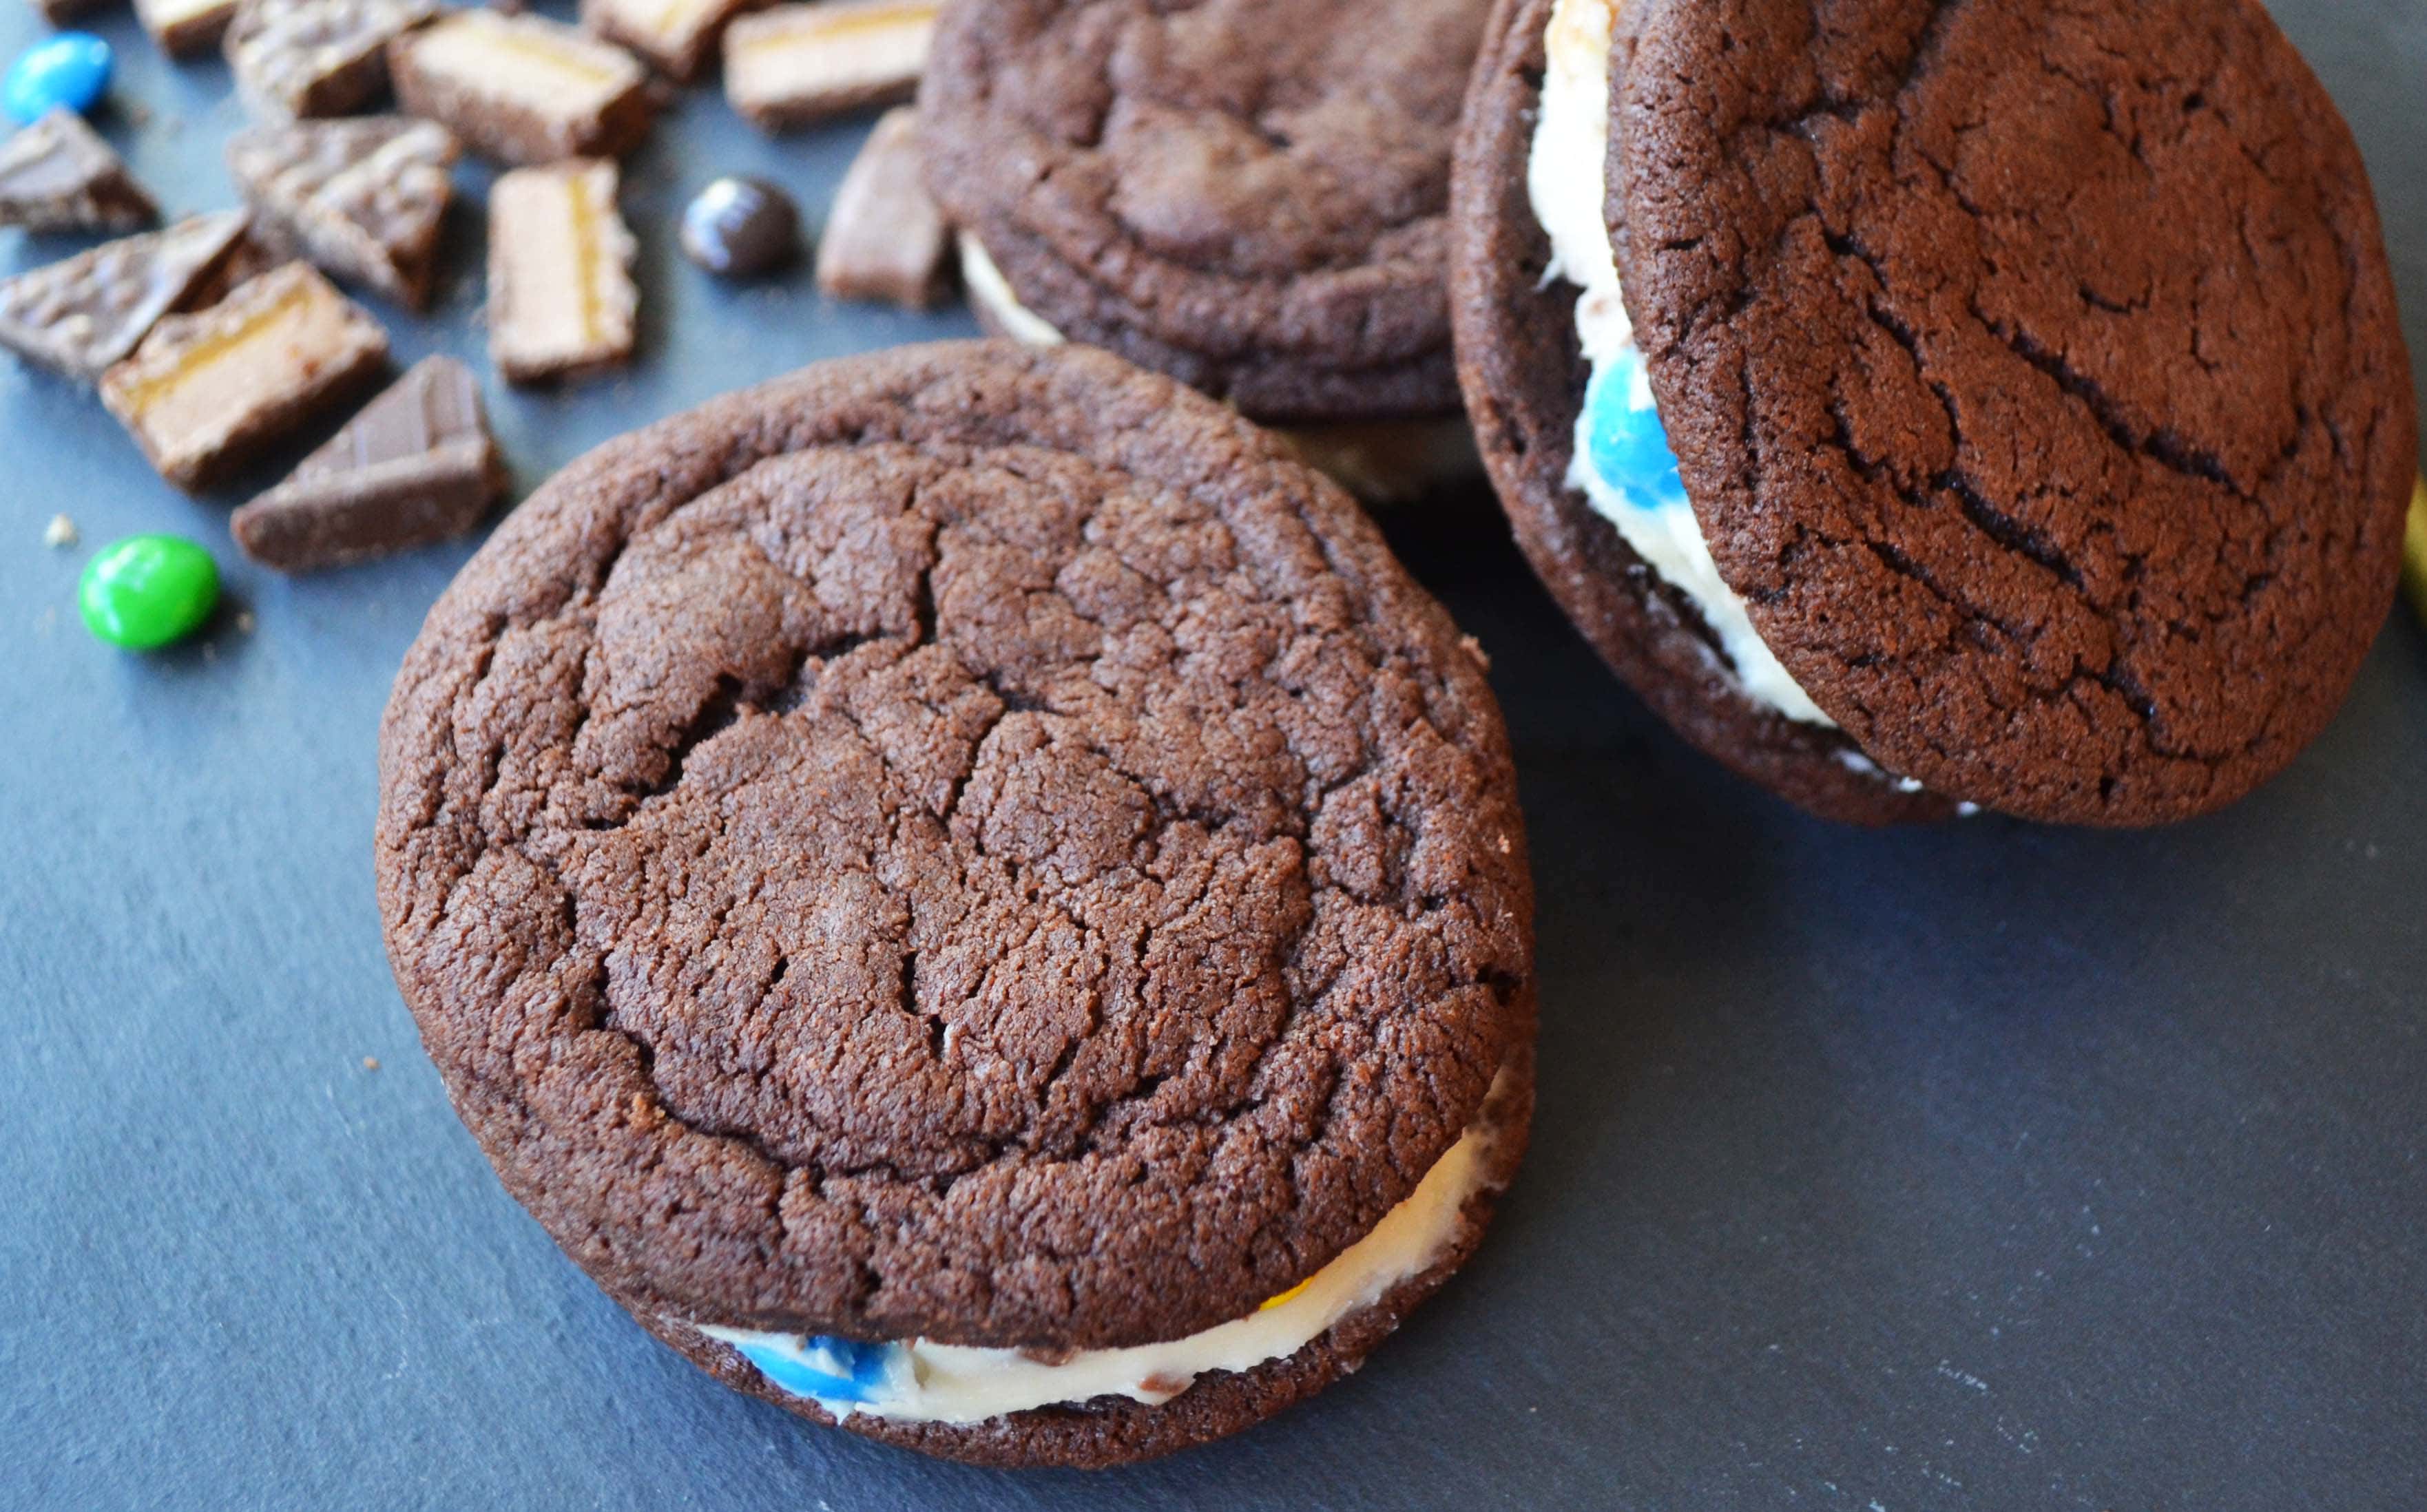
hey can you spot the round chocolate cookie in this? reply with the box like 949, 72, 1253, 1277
1455, 0, 2415, 826
917, 0, 1488, 427
376, 341, 1536, 1467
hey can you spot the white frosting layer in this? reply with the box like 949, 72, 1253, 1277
956, 233, 1480, 502
1528, 0, 1834, 728
704, 1067, 1513, 1427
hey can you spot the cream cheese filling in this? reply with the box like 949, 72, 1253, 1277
700, 1064, 1514, 1427
956, 232, 1480, 503
1528, 0, 1834, 728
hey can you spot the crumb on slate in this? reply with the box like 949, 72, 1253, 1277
43, 514, 77, 549
362, 1056, 381, 1071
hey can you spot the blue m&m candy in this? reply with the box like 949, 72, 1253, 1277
731, 1334, 899, 1404
1584, 347, 1689, 512
5, 32, 114, 125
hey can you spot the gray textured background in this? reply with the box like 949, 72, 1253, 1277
3, 2, 2423, 1508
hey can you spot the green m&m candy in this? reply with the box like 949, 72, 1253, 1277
79, 534, 220, 649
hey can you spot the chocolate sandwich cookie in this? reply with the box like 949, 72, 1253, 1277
376, 341, 1536, 1468
1452, 0, 2416, 826
918, 0, 1492, 500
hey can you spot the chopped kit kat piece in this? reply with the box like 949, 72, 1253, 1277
228, 116, 457, 309
723, 0, 935, 130
137, 0, 244, 56
815, 105, 947, 307
388, 10, 655, 165
225, 0, 441, 120
232, 354, 503, 570
0, 108, 158, 235
486, 158, 636, 384
582, 0, 753, 82
101, 261, 388, 490
0, 211, 251, 382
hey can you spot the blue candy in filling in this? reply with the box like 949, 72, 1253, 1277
732, 1335, 899, 1403
1584, 348, 1689, 512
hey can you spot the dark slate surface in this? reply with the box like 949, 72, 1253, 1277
3, 3, 2422, 1508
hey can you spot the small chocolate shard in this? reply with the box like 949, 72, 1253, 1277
138, 0, 244, 56
225, 0, 441, 120
32, 0, 107, 23
815, 106, 948, 308
581, 0, 752, 83
487, 157, 636, 384
0, 109, 158, 236
227, 116, 457, 309
679, 176, 798, 278
232, 354, 504, 570
724, 0, 935, 131
389, 10, 656, 165
0, 211, 251, 382
101, 261, 389, 491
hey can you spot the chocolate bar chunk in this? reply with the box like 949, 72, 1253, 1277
227, 116, 457, 309
32, 0, 107, 23
581, 0, 751, 83
225, 0, 440, 120
0, 211, 250, 382
724, 0, 935, 131
137, 0, 244, 56
487, 158, 636, 384
0, 108, 158, 235
101, 261, 388, 490
231, 355, 503, 570
389, 11, 654, 165
815, 106, 948, 308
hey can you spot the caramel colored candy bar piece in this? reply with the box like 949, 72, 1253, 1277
138, 0, 244, 56
724, 0, 935, 130
815, 107, 947, 308
101, 261, 389, 491
487, 158, 636, 384
390, 10, 655, 165
0, 108, 158, 235
225, 0, 440, 120
228, 116, 458, 309
233, 355, 504, 570
0, 211, 250, 382
582, 0, 753, 82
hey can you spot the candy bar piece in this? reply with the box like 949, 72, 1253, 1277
724, 0, 935, 131
0, 107, 158, 234
487, 158, 636, 384
225, 0, 440, 120
0, 211, 249, 381
101, 261, 388, 490
582, 0, 752, 83
228, 116, 456, 309
137, 0, 244, 56
232, 355, 503, 569
815, 105, 947, 308
389, 10, 654, 165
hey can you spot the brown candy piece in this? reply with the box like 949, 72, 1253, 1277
0, 211, 251, 382
815, 105, 947, 308
389, 10, 656, 165
137, 0, 244, 56
581, 0, 751, 83
232, 354, 504, 570
0, 109, 158, 235
678, 176, 798, 278
487, 158, 636, 384
31, 0, 107, 23
101, 261, 389, 491
227, 116, 457, 310
225, 0, 441, 120
724, 0, 935, 130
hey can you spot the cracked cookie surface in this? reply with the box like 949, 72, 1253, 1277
1614, 0, 2415, 824
919, 0, 1488, 424
375, 342, 1533, 1358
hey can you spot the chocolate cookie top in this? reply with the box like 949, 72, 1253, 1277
376, 342, 1532, 1350
1613, 0, 2415, 824
919, 0, 1488, 425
